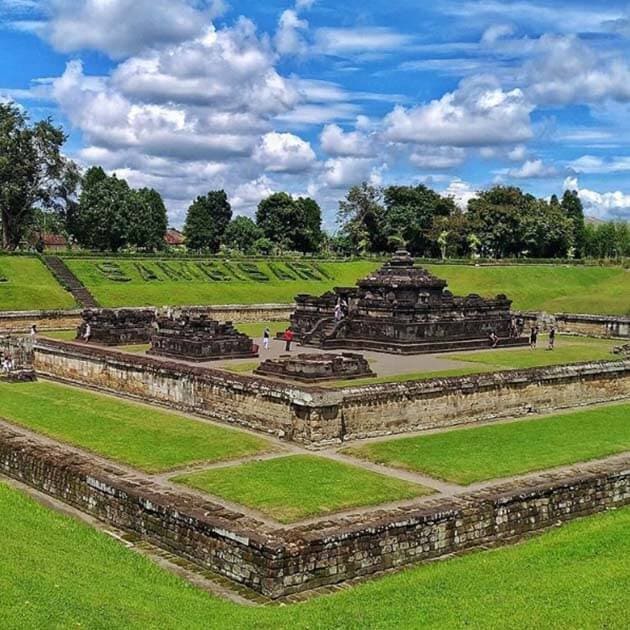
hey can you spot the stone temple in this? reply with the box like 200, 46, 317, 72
148, 314, 258, 361
290, 250, 528, 354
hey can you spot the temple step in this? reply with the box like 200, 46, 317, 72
43, 256, 99, 308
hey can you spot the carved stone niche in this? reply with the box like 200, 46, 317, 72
148, 315, 258, 361
254, 352, 375, 383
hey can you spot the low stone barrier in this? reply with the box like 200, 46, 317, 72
0, 304, 293, 334
1, 423, 628, 598
555, 313, 630, 338
32, 339, 630, 446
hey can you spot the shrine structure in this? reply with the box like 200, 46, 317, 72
290, 250, 528, 354
76, 308, 154, 345
148, 314, 258, 361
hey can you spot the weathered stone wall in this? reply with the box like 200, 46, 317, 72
33, 339, 344, 446
0, 309, 82, 333
555, 313, 630, 338
0, 422, 628, 598
340, 361, 630, 440
32, 340, 630, 445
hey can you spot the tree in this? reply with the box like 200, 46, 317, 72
337, 183, 387, 254
561, 190, 586, 257
223, 216, 263, 254
383, 185, 455, 255
256, 192, 296, 252
294, 196, 323, 252
521, 198, 573, 257
0, 102, 78, 249
128, 188, 168, 251
184, 190, 232, 252
73, 172, 133, 251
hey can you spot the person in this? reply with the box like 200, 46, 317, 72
83, 322, 92, 343
262, 327, 271, 351
488, 330, 499, 348
548, 325, 556, 351
334, 302, 343, 321
30, 324, 37, 338
529, 325, 538, 350
283, 327, 294, 352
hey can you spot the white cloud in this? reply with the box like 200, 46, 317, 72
322, 157, 380, 189
274, 9, 309, 56
507, 159, 557, 178
43, 0, 211, 58
507, 144, 527, 161
231, 176, 276, 215
314, 27, 412, 55
409, 146, 466, 169
441, 178, 477, 209
320, 123, 374, 157
564, 177, 630, 220
253, 131, 315, 172
384, 76, 533, 146
569, 155, 630, 174
481, 24, 514, 45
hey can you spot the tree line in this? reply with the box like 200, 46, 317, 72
1, 102, 628, 259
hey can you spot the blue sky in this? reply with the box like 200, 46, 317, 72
2, 0, 630, 227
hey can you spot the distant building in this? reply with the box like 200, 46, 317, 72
30, 232, 69, 252
164, 229, 185, 248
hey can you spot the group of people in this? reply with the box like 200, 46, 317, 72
529, 324, 556, 350
261, 326, 294, 352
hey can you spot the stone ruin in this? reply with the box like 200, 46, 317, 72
0, 335, 36, 382
290, 249, 529, 354
148, 314, 258, 362
613, 343, 630, 357
254, 352, 375, 383
76, 308, 155, 345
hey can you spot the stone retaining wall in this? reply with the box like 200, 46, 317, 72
1, 422, 628, 598
32, 340, 630, 446
0, 304, 292, 334
555, 313, 630, 338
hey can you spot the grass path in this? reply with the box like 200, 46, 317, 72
344, 403, 630, 484
0, 381, 271, 472
1, 481, 629, 628
174, 454, 431, 522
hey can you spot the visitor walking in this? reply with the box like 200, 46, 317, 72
83, 322, 92, 343
29, 324, 37, 338
529, 325, 538, 350
283, 327, 294, 352
548, 326, 556, 350
262, 327, 270, 350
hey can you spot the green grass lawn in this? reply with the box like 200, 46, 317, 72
1, 482, 629, 629
344, 403, 630, 485
63, 258, 379, 308
426, 263, 630, 315
0, 256, 75, 311
0, 381, 271, 472
173, 454, 430, 522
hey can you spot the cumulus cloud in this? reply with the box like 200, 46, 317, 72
441, 178, 478, 209
319, 123, 374, 157
409, 146, 466, 169
274, 9, 309, 56
253, 131, 316, 172
568, 155, 630, 174
383, 76, 533, 146
564, 176, 630, 219
43, 0, 212, 58
322, 157, 381, 189
507, 159, 557, 178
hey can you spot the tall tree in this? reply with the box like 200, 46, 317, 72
0, 102, 78, 249
74, 172, 133, 251
337, 182, 387, 254
184, 190, 232, 252
383, 185, 455, 255
294, 196, 323, 252
223, 216, 263, 253
561, 190, 586, 257
128, 188, 168, 251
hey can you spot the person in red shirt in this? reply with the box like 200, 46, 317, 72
283, 327, 294, 352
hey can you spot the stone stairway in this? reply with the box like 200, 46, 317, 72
43, 256, 99, 308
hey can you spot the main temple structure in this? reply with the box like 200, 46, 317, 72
290, 250, 527, 354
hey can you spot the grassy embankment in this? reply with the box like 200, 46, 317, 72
0, 256, 75, 311
1, 482, 629, 628
0, 381, 271, 472
344, 403, 630, 484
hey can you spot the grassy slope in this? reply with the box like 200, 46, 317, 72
426, 264, 630, 315
174, 454, 430, 522
61, 257, 630, 314
0, 381, 271, 472
344, 403, 630, 484
1, 482, 629, 629
0, 256, 75, 311
63, 258, 378, 307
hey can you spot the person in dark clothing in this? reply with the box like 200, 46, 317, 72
548, 326, 556, 350
529, 326, 538, 350
283, 327, 294, 352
